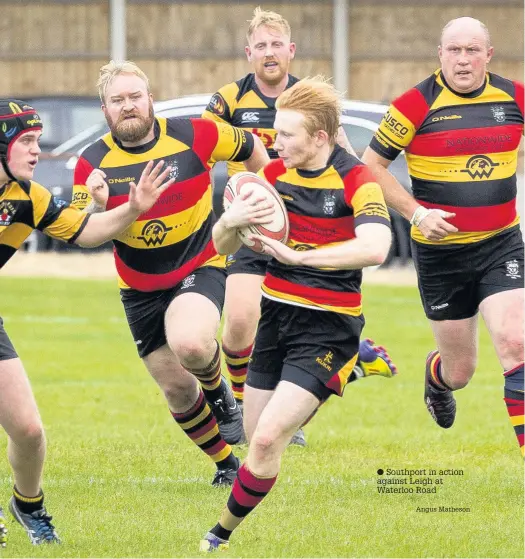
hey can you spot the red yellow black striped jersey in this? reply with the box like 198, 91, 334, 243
259, 145, 391, 316
0, 179, 89, 269
370, 70, 524, 244
72, 117, 254, 291
202, 72, 299, 175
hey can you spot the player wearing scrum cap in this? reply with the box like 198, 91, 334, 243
0, 98, 175, 545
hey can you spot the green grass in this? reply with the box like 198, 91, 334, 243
0, 278, 522, 558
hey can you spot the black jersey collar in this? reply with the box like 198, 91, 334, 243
439, 70, 488, 99
296, 144, 341, 178
252, 73, 297, 107
112, 119, 161, 154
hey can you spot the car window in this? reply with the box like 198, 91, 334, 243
341, 123, 375, 157
36, 108, 61, 148
70, 106, 106, 138
52, 123, 108, 156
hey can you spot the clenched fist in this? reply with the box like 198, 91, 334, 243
86, 168, 109, 208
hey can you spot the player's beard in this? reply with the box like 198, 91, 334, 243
258, 60, 288, 86
108, 102, 155, 143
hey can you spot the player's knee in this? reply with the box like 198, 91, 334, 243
250, 431, 279, 458
171, 336, 214, 369
495, 330, 524, 365
443, 359, 475, 389
11, 420, 45, 449
449, 376, 470, 390
225, 308, 259, 345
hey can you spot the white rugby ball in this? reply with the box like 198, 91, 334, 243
223, 171, 289, 254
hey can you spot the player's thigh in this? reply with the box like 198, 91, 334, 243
0, 318, 42, 438
243, 384, 274, 443
429, 317, 478, 382
253, 380, 320, 444
0, 358, 43, 440
165, 267, 225, 349
477, 228, 524, 365
223, 273, 264, 333
480, 289, 524, 366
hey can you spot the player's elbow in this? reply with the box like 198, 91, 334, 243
362, 148, 390, 171
367, 247, 389, 267
362, 230, 392, 266
74, 230, 103, 248
251, 134, 266, 156
245, 135, 269, 173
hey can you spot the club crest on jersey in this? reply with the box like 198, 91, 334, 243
137, 219, 173, 247
460, 155, 499, 179
323, 193, 336, 215
0, 201, 15, 226
505, 259, 521, 279
209, 93, 226, 117
491, 105, 506, 123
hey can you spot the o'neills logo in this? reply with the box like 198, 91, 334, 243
108, 176, 135, 184
137, 219, 173, 246
431, 114, 462, 122
460, 155, 499, 179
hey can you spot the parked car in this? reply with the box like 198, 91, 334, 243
30, 94, 412, 263
24, 96, 105, 152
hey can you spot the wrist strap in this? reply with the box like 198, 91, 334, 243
410, 206, 432, 227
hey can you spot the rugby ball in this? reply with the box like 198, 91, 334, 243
223, 171, 289, 253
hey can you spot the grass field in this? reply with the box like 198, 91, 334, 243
0, 277, 523, 558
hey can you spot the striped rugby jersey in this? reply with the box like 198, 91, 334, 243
202, 72, 299, 176
0, 179, 89, 268
259, 145, 391, 316
72, 117, 254, 291
370, 70, 524, 245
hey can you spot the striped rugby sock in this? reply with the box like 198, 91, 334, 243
188, 343, 223, 401
503, 363, 524, 457
210, 462, 277, 540
222, 343, 253, 402
171, 390, 235, 468
428, 351, 453, 391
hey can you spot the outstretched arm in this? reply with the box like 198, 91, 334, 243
75, 160, 174, 247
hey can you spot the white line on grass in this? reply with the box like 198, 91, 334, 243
0, 475, 378, 488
